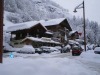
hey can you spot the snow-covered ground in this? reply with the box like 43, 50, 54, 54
0, 49, 100, 75
79, 50, 100, 63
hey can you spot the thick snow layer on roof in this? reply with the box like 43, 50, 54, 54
6, 18, 66, 32
69, 40, 79, 45
22, 37, 60, 44
75, 39, 84, 42
45, 31, 53, 34
6, 20, 48, 32
22, 37, 42, 42
69, 31, 77, 36
7, 21, 39, 32
41, 18, 65, 26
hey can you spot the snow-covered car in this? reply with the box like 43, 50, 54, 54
61, 45, 71, 53
17, 45, 35, 54
49, 47, 59, 51
54, 46, 62, 51
40, 46, 59, 53
94, 47, 100, 54
35, 48, 42, 54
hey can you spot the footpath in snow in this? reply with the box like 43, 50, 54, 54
0, 50, 100, 75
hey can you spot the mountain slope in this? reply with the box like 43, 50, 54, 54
4, 0, 71, 23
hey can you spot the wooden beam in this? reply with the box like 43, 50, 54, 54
0, 0, 3, 63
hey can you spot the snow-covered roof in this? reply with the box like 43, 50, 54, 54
6, 18, 71, 32
40, 18, 65, 26
23, 37, 42, 42
69, 31, 77, 36
7, 21, 47, 32
75, 39, 84, 43
69, 40, 79, 45
22, 37, 60, 44
45, 31, 53, 34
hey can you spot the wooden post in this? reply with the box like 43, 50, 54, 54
0, 0, 3, 63
83, 1, 86, 51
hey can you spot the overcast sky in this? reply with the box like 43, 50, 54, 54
51, 0, 100, 25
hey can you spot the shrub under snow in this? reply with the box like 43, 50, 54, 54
18, 45, 35, 54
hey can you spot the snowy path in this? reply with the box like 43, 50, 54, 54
77, 59, 100, 74
52, 52, 100, 74
1, 52, 100, 75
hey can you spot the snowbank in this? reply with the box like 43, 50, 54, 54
79, 50, 100, 63
3, 42, 20, 52
18, 45, 35, 53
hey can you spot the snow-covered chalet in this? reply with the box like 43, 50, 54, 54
7, 18, 72, 48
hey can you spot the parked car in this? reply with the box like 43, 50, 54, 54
40, 46, 59, 53
61, 45, 71, 53
17, 45, 35, 54
54, 46, 62, 51
94, 47, 100, 54
72, 45, 83, 56
35, 48, 42, 54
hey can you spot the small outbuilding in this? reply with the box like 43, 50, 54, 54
21, 37, 61, 48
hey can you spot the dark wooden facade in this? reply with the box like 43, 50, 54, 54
9, 18, 72, 47
45, 19, 72, 44
69, 31, 79, 40
45, 19, 72, 31
11, 23, 52, 40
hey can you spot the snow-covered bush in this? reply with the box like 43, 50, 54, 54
18, 45, 35, 54
62, 44, 71, 52
3, 42, 13, 51
3, 42, 20, 52
3, 31, 11, 44
54, 46, 62, 50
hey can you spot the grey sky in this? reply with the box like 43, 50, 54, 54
51, 0, 100, 25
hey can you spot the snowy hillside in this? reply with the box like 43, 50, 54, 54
4, 0, 71, 23
3, 11, 14, 30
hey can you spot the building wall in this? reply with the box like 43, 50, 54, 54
46, 24, 69, 44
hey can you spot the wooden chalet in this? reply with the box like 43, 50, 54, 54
41, 18, 72, 44
7, 18, 72, 47
7, 21, 53, 41
69, 31, 79, 40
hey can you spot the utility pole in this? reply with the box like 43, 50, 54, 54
83, 1, 86, 51
0, 0, 3, 63
73, 0, 86, 51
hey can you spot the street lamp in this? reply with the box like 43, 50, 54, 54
73, 9, 77, 13
73, 1, 86, 51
